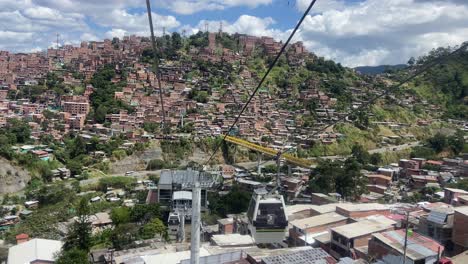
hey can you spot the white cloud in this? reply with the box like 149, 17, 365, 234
23, 6, 62, 20
161, 0, 272, 15
105, 29, 127, 39
188, 15, 287, 40
80, 32, 99, 41
295, 0, 468, 66
296, 0, 347, 13
94, 9, 180, 36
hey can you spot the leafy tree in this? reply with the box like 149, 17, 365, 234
147, 159, 166, 170
410, 146, 437, 159
130, 204, 161, 224
3, 119, 31, 144
111, 207, 131, 226
97, 176, 135, 192
427, 133, 447, 152
309, 158, 368, 200
143, 122, 159, 133
94, 105, 108, 123
208, 186, 251, 217
55, 248, 91, 264
111, 223, 139, 250
369, 153, 382, 165
111, 149, 127, 160
33, 183, 73, 206
140, 218, 168, 240
448, 130, 465, 154
63, 198, 92, 252
171, 32, 182, 50
351, 144, 370, 165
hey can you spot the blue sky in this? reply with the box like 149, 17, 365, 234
0, 0, 467, 66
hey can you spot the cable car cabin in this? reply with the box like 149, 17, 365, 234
168, 212, 180, 226
247, 189, 288, 244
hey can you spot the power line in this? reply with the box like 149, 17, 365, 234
145, 0, 167, 133
307, 42, 468, 141
203, 0, 319, 166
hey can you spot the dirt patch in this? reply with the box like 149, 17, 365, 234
0, 158, 31, 194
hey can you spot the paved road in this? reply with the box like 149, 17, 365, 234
369, 141, 421, 154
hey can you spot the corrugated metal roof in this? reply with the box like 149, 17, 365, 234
173, 191, 192, 200
159, 170, 216, 188
374, 230, 443, 261
262, 248, 333, 264
427, 210, 449, 225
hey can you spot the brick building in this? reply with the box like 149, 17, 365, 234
63, 101, 90, 115
452, 206, 468, 253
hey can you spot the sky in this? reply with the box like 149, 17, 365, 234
1, 0, 467, 67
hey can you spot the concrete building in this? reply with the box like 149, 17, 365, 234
368, 229, 444, 264
335, 203, 391, 218
418, 206, 454, 248
8, 238, 63, 264
444, 188, 468, 205
329, 217, 396, 259
452, 206, 468, 253
289, 213, 347, 246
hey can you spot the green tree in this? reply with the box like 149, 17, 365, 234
130, 204, 161, 224
351, 144, 370, 165
110, 207, 131, 226
171, 32, 182, 50
140, 218, 168, 240
147, 159, 166, 170
63, 198, 92, 252
448, 130, 465, 154
4, 119, 31, 144
427, 133, 447, 152
94, 105, 108, 123
369, 153, 382, 165
55, 248, 91, 264
111, 223, 139, 250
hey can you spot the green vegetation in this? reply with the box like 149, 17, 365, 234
411, 130, 466, 158
161, 138, 193, 162
88, 64, 133, 123
309, 156, 369, 200
208, 186, 251, 217
97, 176, 136, 192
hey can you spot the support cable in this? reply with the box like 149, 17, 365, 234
203, 0, 319, 166
146, 0, 167, 133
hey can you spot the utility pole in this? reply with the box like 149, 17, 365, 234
403, 211, 409, 264
190, 181, 201, 264
257, 153, 262, 175
145, 0, 167, 133
276, 153, 281, 190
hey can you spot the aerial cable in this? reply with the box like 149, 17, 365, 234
203, 0, 319, 166
307, 42, 468, 140
146, 0, 167, 133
